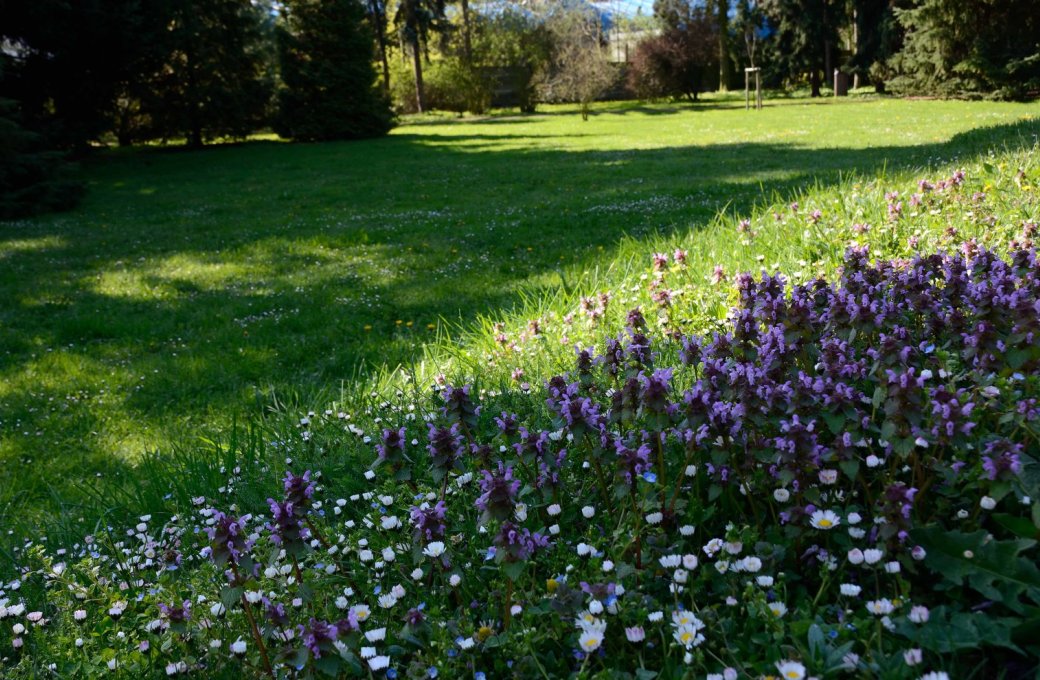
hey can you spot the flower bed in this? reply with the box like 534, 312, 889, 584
5, 239, 1040, 678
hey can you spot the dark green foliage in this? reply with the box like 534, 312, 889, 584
142, 0, 274, 146
887, 0, 1040, 99
0, 0, 167, 150
844, 0, 904, 92
0, 96, 83, 219
761, 0, 843, 96
275, 0, 394, 141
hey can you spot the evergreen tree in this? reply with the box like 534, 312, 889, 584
888, 0, 1040, 98
844, 0, 901, 92
0, 94, 83, 219
275, 0, 394, 141
761, 0, 843, 96
143, 0, 274, 146
0, 0, 171, 151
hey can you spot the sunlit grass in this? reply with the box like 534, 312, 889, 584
1, 94, 1038, 536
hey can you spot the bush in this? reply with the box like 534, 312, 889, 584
628, 14, 719, 101
390, 57, 492, 115
5, 172, 1040, 675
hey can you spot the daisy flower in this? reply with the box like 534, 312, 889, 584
809, 509, 840, 530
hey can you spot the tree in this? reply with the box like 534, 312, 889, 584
366, 0, 393, 93
715, 0, 734, 91
538, 2, 617, 120
275, 0, 394, 141
0, 93, 83, 218
394, 0, 449, 112
761, 0, 844, 96
142, 0, 273, 146
471, 6, 553, 113
0, 0, 172, 151
629, 7, 719, 100
887, 0, 1040, 98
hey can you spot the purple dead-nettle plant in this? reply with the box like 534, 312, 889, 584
266, 499, 309, 556
441, 384, 480, 433
376, 426, 408, 466
427, 423, 465, 485
203, 511, 254, 570
981, 439, 1024, 481
475, 462, 520, 525
410, 500, 448, 544
282, 470, 315, 511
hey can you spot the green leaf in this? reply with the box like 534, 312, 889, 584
822, 411, 845, 435
807, 623, 825, 660
839, 459, 860, 481
897, 605, 1022, 653
315, 654, 341, 676
911, 526, 1040, 612
220, 586, 243, 609
993, 513, 1040, 540
503, 560, 525, 581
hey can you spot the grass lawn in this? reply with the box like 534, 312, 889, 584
2, 94, 1039, 526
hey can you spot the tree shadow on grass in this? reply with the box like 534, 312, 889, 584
0, 113, 1037, 533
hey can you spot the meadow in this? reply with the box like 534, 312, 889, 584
2, 95, 1039, 529
3, 95, 1040, 678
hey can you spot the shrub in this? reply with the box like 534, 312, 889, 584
5, 186, 1040, 675
628, 13, 719, 101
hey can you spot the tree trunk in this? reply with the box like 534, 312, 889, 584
810, 67, 821, 97
368, 0, 391, 93
824, 39, 833, 91
852, 6, 860, 89
717, 0, 731, 91
461, 0, 472, 63
411, 38, 425, 113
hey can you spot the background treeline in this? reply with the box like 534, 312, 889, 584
1, 0, 1038, 217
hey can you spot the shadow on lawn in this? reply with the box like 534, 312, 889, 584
0, 115, 1037, 530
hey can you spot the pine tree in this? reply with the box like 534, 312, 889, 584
0, 95, 83, 219
888, 0, 1040, 98
143, 0, 274, 146
275, 0, 394, 141
761, 0, 843, 96
844, 0, 902, 92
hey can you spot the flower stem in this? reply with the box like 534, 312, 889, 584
230, 565, 274, 678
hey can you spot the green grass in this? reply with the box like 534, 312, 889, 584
2, 94, 1039, 532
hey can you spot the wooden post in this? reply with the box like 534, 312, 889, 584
745, 67, 761, 110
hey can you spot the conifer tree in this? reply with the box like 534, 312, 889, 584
275, 0, 394, 141
888, 0, 1040, 98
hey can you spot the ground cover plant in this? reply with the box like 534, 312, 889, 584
3, 130, 1040, 677
1, 96, 1039, 533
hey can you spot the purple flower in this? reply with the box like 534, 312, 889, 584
377, 427, 407, 463
298, 618, 339, 659
283, 470, 315, 510
476, 463, 519, 524
158, 600, 191, 623
493, 521, 552, 562
981, 440, 1024, 481
267, 498, 309, 553
410, 501, 448, 543
204, 511, 253, 567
